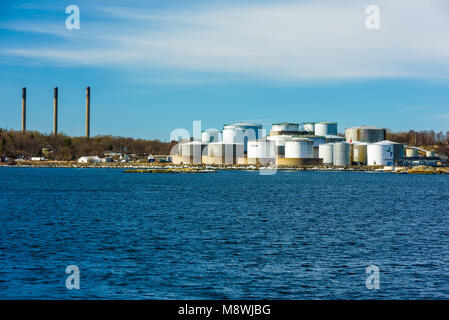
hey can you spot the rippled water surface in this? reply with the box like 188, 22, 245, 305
1, 167, 449, 299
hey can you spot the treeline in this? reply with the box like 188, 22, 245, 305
386, 129, 449, 156
0, 129, 177, 161
386, 130, 449, 146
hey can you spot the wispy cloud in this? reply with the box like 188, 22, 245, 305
1, 0, 449, 81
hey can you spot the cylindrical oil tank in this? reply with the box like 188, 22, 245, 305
333, 142, 351, 165
223, 123, 263, 152
222, 128, 236, 144
406, 148, 418, 157
352, 143, 367, 164
299, 135, 326, 147
315, 122, 337, 136
345, 127, 359, 143
391, 142, 404, 162
201, 129, 220, 144
207, 142, 244, 159
247, 140, 276, 159
367, 142, 394, 166
319, 143, 334, 164
303, 122, 315, 133
267, 135, 292, 156
345, 126, 386, 143
271, 123, 298, 132
359, 127, 386, 143
325, 135, 345, 143
285, 138, 313, 158
180, 141, 205, 157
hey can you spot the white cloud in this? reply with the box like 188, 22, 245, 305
1, 0, 449, 80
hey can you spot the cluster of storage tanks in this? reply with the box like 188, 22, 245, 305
174, 122, 405, 166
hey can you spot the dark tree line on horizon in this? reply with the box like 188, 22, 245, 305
0, 129, 177, 160
386, 129, 449, 146
1, 128, 449, 160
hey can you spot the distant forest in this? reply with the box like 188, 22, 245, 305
0, 129, 177, 160
386, 130, 449, 156
1, 128, 448, 160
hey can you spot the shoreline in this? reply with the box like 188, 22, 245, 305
1, 161, 448, 174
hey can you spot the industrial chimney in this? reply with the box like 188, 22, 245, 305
22, 87, 26, 132
53, 87, 58, 135
86, 86, 90, 138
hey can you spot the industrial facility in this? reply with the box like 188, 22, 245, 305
14, 88, 445, 168
173, 121, 442, 167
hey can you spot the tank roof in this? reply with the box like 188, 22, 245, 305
347, 125, 384, 130
292, 134, 325, 139
272, 122, 298, 126
223, 122, 263, 128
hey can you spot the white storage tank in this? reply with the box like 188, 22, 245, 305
315, 122, 337, 136
285, 138, 313, 158
367, 141, 394, 166
303, 122, 315, 133
405, 147, 418, 157
271, 123, 299, 132
207, 142, 244, 163
267, 135, 292, 156
179, 141, 205, 156
201, 129, 220, 144
345, 126, 386, 143
352, 143, 368, 164
333, 142, 351, 165
325, 135, 345, 143
247, 140, 276, 159
222, 122, 263, 152
298, 135, 326, 147
319, 143, 334, 165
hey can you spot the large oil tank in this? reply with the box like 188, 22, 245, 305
352, 143, 367, 164
345, 127, 359, 143
247, 140, 276, 159
223, 122, 263, 152
285, 138, 313, 158
367, 141, 394, 165
345, 126, 386, 143
325, 135, 345, 143
296, 135, 326, 147
271, 123, 299, 132
333, 142, 351, 165
319, 143, 334, 164
315, 122, 337, 136
390, 141, 404, 163
207, 142, 244, 164
267, 135, 292, 156
406, 147, 418, 157
303, 122, 315, 133
201, 129, 220, 144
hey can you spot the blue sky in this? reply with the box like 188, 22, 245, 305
1, 0, 448, 140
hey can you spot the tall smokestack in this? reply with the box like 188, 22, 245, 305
53, 87, 58, 135
22, 87, 26, 132
86, 86, 90, 138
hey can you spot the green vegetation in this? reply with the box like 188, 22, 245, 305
0, 129, 177, 160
